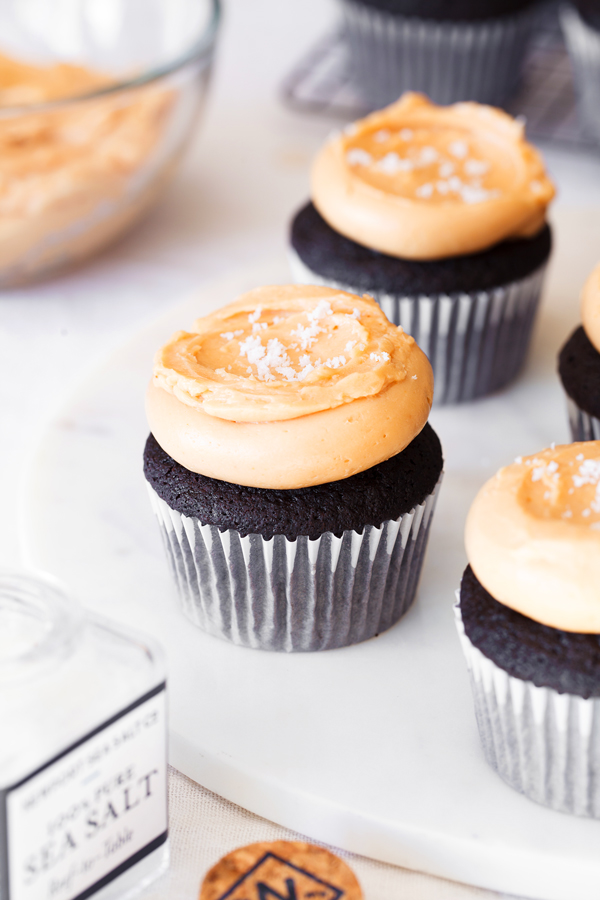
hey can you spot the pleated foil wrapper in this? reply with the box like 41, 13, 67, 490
289, 248, 546, 405
339, 0, 537, 108
454, 600, 600, 817
561, 6, 600, 147
565, 394, 600, 442
146, 478, 440, 652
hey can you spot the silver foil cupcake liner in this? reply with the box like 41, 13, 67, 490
565, 394, 600, 441
561, 6, 600, 146
454, 600, 600, 817
339, 0, 538, 107
289, 248, 546, 405
146, 478, 441, 652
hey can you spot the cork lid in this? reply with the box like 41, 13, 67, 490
199, 840, 363, 900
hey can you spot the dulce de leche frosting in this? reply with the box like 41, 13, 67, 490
146, 285, 434, 489
465, 443, 600, 632
581, 263, 600, 354
312, 93, 554, 261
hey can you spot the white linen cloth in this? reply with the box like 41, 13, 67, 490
142, 767, 516, 900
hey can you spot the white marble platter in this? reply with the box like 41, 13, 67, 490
20, 208, 600, 900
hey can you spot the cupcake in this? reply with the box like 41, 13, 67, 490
144, 284, 443, 652
456, 442, 600, 816
561, 2, 600, 147
290, 93, 555, 404
340, 0, 541, 109
558, 263, 600, 441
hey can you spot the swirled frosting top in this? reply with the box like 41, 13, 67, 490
147, 284, 434, 489
581, 262, 600, 354
465, 443, 600, 632
311, 93, 555, 260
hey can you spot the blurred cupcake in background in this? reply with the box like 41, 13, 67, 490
558, 263, 600, 441
456, 442, 600, 817
290, 93, 554, 404
340, 0, 541, 109
561, 1, 600, 147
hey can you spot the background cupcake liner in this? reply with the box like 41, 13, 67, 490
290, 249, 546, 405
339, 0, 538, 108
454, 601, 600, 818
565, 394, 600, 441
146, 478, 441, 652
561, 6, 600, 146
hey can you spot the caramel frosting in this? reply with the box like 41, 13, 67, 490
147, 285, 434, 489
0, 53, 109, 105
465, 443, 600, 633
312, 93, 554, 261
581, 262, 600, 354
0, 51, 172, 280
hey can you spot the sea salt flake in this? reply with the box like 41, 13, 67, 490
324, 355, 347, 369
374, 129, 390, 142
449, 140, 468, 159
345, 341, 357, 352
248, 306, 262, 324
416, 183, 433, 199
346, 148, 372, 167
464, 159, 489, 176
220, 332, 235, 341
447, 176, 463, 192
376, 152, 413, 174
419, 146, 439, 165
369, 351, 390, 362
514, 456, 523, 464
439, 162, 454, 178
461, 185, 492, 204
352, 308, 361, 319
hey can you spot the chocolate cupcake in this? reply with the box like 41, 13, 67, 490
561, 2, 600, 147
456, 443, 600, 816
290, 94, 554, 404
558, 263, 600, 441
340, 0, 541, 109
144, 284, 443, 651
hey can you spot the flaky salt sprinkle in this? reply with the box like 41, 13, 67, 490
376, 153, 414, 175
369, 351, 390, 363
449, 140, 468, 159
248, 306, 262, 324
374, 129, 390, 142
416, 183, 433, 199
346, 148, 372, 167
324, 355, 347, 369
464, 159, 489, 176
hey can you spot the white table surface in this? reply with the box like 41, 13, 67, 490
4, 2, 600, 898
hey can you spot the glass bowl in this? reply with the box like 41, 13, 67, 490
0, 0, 220, 286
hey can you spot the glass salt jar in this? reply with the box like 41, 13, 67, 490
0, 570, 168, 900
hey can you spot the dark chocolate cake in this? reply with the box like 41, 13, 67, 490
144, 423, 443, 541
558, 325, 600, 420
291, 202, 552, 297
460, 564, 600, 698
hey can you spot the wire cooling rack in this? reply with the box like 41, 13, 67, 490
280, 6, 593, 150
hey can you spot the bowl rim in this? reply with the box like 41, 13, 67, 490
0, 0, 220, 118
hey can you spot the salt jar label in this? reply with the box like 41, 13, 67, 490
3, 684, 167, 900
